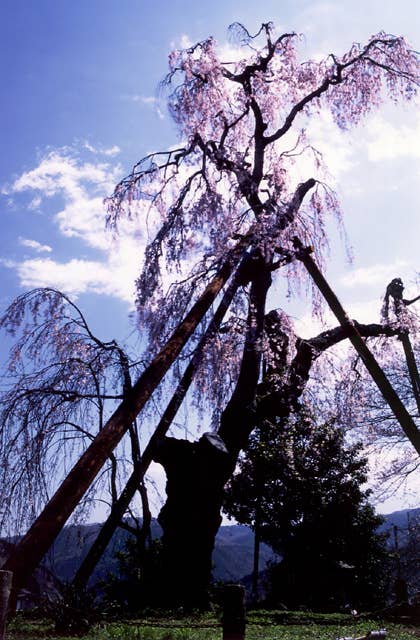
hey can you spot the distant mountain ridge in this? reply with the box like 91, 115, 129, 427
42, 520, 275, 586
42, 507, 419, 587
2, 507, 418, 604
377, 506, 419, 538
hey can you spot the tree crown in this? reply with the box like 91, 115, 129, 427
105, 25, 419, 409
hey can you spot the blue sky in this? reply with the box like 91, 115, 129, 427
1, 0, 419, 514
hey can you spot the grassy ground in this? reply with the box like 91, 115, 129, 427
6, 611, 419, 640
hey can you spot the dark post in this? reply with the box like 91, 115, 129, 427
393, 524, 408, 605
394, 578, 408, 605
0, 571, 13, 640
222, 584, 246, 640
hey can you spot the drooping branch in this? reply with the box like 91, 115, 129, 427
0, 288, 138, 536
106, 28, 418, 325
4, 23, 419, 611
264, 35, 419, 146
258, 314, 402, 420
106, 136, 203, 224
1, 254, 239, 600
382, 277, 420, 418
2, 170, 317, 599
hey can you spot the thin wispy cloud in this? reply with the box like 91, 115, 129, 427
130, 95, 165, 120
18, 237, 52, 253
169, 34, 193, 50
130, 95, 157, 104
5, 150, 121, 251
7, 257, 135, 302
83, 142, 121, 156
366, 114, 420, 162
340, 260, 410, 288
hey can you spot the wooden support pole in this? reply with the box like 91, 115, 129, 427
0, 571, 12, 640
73, 257, 245, 589
2, 257, 237, 605
294, 238, 420, 457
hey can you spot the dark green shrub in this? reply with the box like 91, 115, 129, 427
41, 583, 99, 635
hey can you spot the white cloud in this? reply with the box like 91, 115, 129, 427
343, 298, 383, 325
179, 34, 193, 49
296, 0, 420, 60
293, 311, 325, 339
292, 299, 381, 337
55, 196, 112, 251
129, 95, 165, 120
83, 142, 121, 156
18, 237, 53, 253
6, 151, 118, 199
103, 145, 121, 157
216, 40, 249, 65
145, 462, 166, 514
305, 109, 356, 180
5, 150, 122, 251
131, 95, 156, 104
340, 260, 410, 288
366, 114, 420, 162
7, 254, 137, 303
28, 195, 42, 209
3, 147, 149, 304
13, 258, 112, 295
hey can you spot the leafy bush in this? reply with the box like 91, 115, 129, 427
41, 583, 100, 635
101, 538, 166, 615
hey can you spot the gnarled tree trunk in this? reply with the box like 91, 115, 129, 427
153, 259, 272, 608
154, 434, 233, 608
72, 256, 248, 590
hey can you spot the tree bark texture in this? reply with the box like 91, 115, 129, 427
154, 261, 273, 608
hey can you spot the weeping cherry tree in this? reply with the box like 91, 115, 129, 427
0, 288, 149, 539
2, 22, 420, 608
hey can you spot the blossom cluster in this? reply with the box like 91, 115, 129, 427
106, 24, 419, 416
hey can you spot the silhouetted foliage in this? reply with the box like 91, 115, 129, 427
41, 583, 99, 635
224, 409, 391, 611
101, 537, 165, 615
